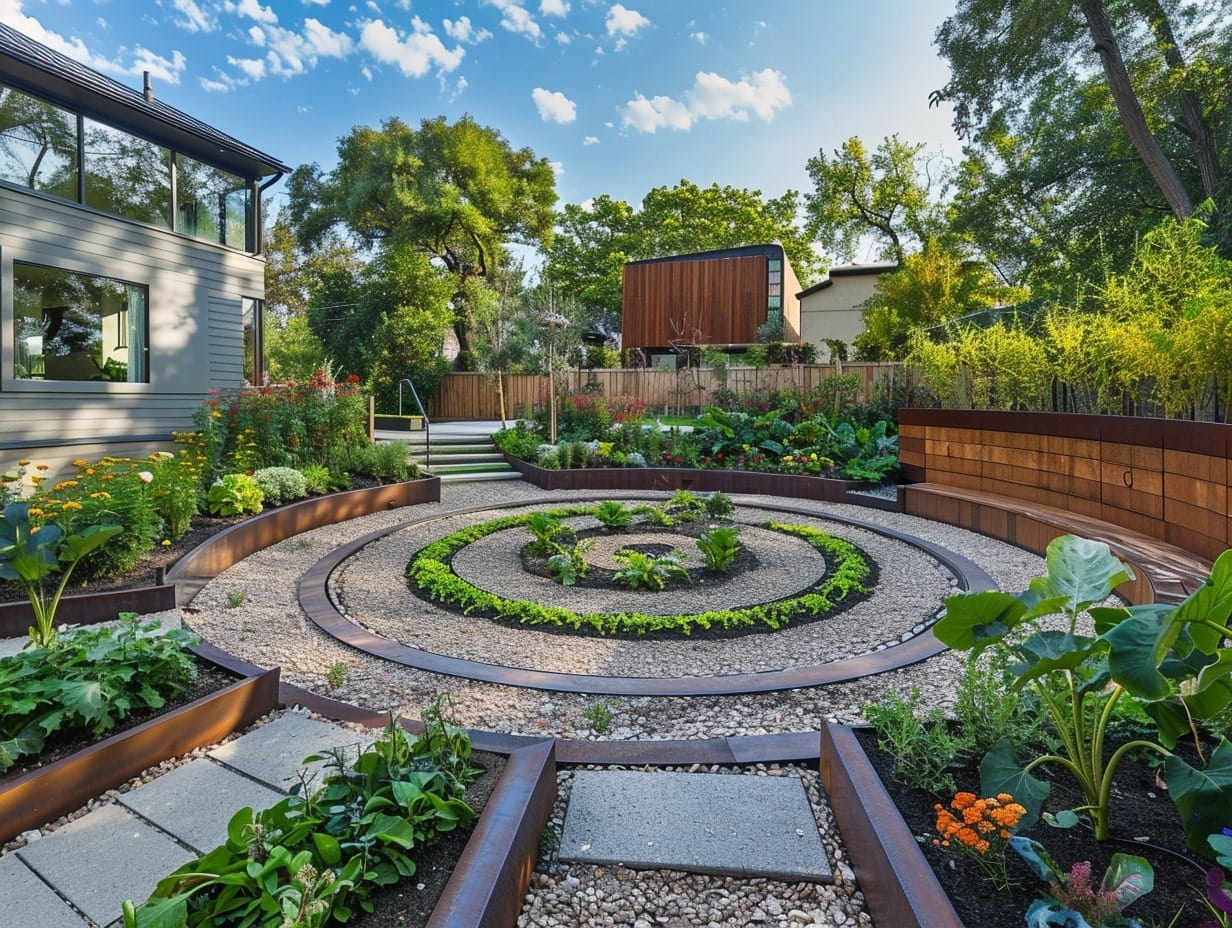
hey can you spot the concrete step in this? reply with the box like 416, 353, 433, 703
436, 470, 523, 484
417, 451, 504, 464
410, 444, 501, 457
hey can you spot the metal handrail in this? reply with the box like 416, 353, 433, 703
397, 378, 431, 470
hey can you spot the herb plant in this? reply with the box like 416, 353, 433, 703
863, 687, 971, 793
696, 526, 741, 571
207, 473, 264, 516
612, 549, 690, 590
592, 501, 633, 530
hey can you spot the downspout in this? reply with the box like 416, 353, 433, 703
254, 172, 285, 254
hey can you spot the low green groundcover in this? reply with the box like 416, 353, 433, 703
405, 505, 872, 636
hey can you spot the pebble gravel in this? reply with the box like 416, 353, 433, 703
171, 479, 1048, 927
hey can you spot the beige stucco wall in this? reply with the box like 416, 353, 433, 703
798, 269, 889, 360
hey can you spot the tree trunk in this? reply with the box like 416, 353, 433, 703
1079, 0, 1194, 218
1136, 0, 1221, 199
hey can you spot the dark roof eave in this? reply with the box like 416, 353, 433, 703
0, 26, 290, 181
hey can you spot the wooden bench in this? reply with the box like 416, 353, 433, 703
902, 482, 1213, 605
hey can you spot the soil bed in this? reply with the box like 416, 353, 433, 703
339, 750, 504, 928
853, 728, 1210, 927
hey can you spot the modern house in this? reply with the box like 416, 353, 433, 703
0, 23, 289, 466
797, 263, 896, 361
620, 244, 802, 368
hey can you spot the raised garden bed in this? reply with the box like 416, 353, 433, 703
820, 723, 1211, 928
504, 454, 893, 507
0, 647, 279, 845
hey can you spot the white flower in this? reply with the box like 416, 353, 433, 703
136, 471, 154, 483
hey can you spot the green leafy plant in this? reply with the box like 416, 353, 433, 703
326, 661, 348, 691
207, 473, 264, 516
592, 500, 633, 530
704, 491, 734, 519
252, 466, 310, 506
612, 549, 690, 591
934, 534, 1232, 849
225, 589, 246, 609
863, 688, 971, 793
352, 441, 416, 482
125, 706, 478, 927
696, 526, 741, 571
1011, 837, 1154, 928
298, 464, 348, 496
0, 615, 199, 770
583, 700, 613, 733
526, 511, 574, 557
953, 651, 1047, 762
665, 488, 705, 522
0, 501, 123, 647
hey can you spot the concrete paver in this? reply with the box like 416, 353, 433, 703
207, 713, 363, 791
117, 758, 286, 854
0, 853, 85, 928
559, 770, 832, 883
16, 804, 194, 928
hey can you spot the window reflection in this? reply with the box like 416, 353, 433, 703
83, 118, 172, 228
0, 85, 78, 198
178, 155, 250, 249
13, 262, 149, 383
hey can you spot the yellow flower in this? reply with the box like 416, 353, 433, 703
72, 459, 89, 467
62, 500, 83, 511
89, 492, 112, 500
17, 458, 31, 466
28, 507, 44, 517
53, 480, 80, 490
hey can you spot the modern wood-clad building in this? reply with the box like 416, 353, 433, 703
620, 244, 802, 367
0, 23, 289, 464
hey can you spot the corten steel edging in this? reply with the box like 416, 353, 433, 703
298, 496, 997, 697
0, 584, 176, 639
167, 477, 440, 605
427, 739, 557, 928
820, 724, 964, 928
0, 663, 280, 844
504, 454, 871, 502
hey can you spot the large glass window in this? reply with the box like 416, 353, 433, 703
178, 155, 251, 248
83, 118, 171, 228
13, 262, 149, 383
0, 85, 78, 199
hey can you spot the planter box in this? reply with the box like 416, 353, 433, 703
0, 651, 279, 845
0, 478, 441, 634
505, 454, 875, 503
819, 723, 962, 928
374, 414, 425, 432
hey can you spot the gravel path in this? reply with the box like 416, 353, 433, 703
180, 479, 1046, 928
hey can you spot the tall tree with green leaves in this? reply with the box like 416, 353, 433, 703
804, 135, 948, 265
934, 0, 1232, 265
287, 115, 557, 366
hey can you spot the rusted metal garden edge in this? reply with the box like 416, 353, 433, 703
820, 723, 964, 928
0, 585, 175, 640
0, 660, 280, 845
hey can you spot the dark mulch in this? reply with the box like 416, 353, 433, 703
853, 727, 1212, 928
334, 751, 505, 928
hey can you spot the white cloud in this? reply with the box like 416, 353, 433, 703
443, 16, 492, 44
583, 135, 599, 146
549, 160, 564, 176
302, 0, 330, 5
302, 17, 353, 57
484, 0, 541, 40
620, 68, 791, 133
690, 31, 707, 44
248, 25, 266, 45
359, 18, 465, 77
540, 0, 569, 15
171, 0, 214, 32
228, 55, 267, 79
226, 0, 278, 25
605, 4, 648, 37
200, 77, 232, 92
0, 0, 189, 83
532, 87, 576, 123
360, 65, 373, 80
555, 31, 571, 44
580, 197, 595, 212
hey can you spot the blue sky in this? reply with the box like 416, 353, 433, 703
2, 0, 961, 258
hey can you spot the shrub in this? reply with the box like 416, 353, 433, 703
299, 463, 348, 495
146, 449, 203, 541
251, 466, 309, 506
207, 474, 264, 516
491, 422, 542, 460
351, 441, 415, 482
863, 688, 971, 793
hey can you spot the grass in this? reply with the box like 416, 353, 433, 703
656, 415, 705, 428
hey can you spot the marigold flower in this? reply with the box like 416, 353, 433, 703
89, 492, 112, 500
72, 459, 88, 467
62, 500, 83, 511
28, 507, 44, 517
17, 459, 30, 466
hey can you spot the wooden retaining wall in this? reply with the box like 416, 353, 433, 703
898, 410, 1231, 562
428, 363, 904, 420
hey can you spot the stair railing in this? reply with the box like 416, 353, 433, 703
397, 378, 431, 470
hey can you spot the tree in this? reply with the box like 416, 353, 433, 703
855, 238, 1012, 360
934, 0, 1232, 262
804, 135, 948, 265
288, 115, 558, 363
263, 213, 360, 323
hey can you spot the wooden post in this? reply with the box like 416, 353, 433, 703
367, 395, 375, 441
497, 370, 508, 428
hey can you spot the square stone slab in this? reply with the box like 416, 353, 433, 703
0, 853, 86, 928
117, 758, 285, 854
559, 770, 831, 883
208, 713, 363, 792
17, 804, 193, 927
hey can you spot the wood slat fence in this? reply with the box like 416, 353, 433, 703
427, 363, 904, 420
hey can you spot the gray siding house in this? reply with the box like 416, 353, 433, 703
0, 23, 289, 466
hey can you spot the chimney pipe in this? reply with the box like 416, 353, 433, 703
143, 71, 153, 102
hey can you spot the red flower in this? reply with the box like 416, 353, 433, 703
347, 374, 361, 383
